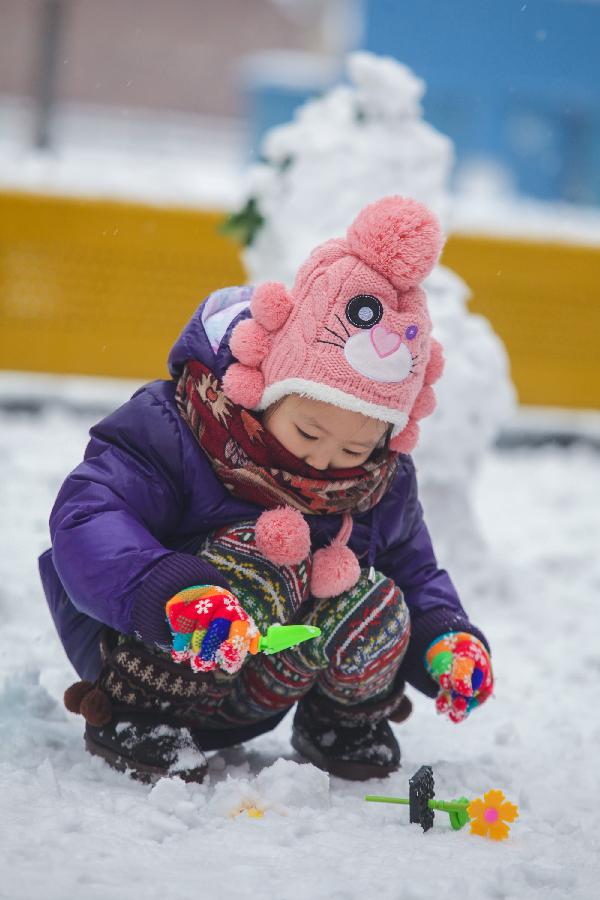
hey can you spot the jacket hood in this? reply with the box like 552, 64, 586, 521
168, 285, 253, 380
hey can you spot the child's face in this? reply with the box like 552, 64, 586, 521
264, 395, 387, 470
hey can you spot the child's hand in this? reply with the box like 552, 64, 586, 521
165, 586, 259, 675
425, 632, 493, 723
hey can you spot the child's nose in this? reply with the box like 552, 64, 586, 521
305, 451, 331, 470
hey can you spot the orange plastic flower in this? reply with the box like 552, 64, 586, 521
467, 789, 519, 840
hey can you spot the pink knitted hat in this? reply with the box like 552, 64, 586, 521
222, 196, 445, 598
223, 195, 445, 454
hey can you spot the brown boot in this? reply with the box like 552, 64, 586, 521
63, 634, 210, 784
291, 681, 411, 781
84, 718, 208, 784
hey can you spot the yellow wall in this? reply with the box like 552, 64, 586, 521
441, 235, 600, 409
1, 190, 599, 408
0, 191, 245, 380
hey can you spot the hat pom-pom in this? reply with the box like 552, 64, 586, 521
425, 337, 444, 384
222, 363, 265, 407
229, 319, 272, 367
390, 419, 420, 454
255, 507, 311, 565
346, 196, 444, 291
311, 544, 361, 598
251, 282, 293, 332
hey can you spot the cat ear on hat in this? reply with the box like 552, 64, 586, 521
223, 282, 293, 407
346, 196, 444, 293
390, 338, 445, 454
251, 282, 293, 332
344, 196, 445, 454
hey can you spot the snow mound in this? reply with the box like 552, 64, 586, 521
240, 50, 516, 599
209, 758, 330, 817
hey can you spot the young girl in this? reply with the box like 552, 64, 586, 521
39, 197, 493, 784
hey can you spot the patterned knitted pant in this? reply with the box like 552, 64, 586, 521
101, 522, 410, 732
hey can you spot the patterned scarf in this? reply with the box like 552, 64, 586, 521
175, 361, 398, 516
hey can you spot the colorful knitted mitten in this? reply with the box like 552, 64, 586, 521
165, 585, 259, 675
425, 632, 493, 723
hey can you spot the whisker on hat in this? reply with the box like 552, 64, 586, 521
324, 325, 346, 343
317, 339, 345, 349
335, 314, 350, 338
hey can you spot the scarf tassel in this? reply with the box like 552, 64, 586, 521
255, 508, 361, 599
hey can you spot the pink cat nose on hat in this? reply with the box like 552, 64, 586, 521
223, 195, 445, 456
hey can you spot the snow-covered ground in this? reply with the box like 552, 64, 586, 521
1, 380, 599, 900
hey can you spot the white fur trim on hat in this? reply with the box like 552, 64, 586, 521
257, 378, 409, 436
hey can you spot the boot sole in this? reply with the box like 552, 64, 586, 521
84, 730, 208, 784
290, 730, 400, 781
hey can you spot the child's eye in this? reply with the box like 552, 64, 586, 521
343, 448, 363, 457
296, 426, 318, 441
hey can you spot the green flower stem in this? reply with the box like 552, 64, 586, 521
364, 795, 471, 830
365, 796, 469, 812
430, 800, 470, 813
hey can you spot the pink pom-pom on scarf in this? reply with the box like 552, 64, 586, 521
254, 508, 361, 599
311, 543, 361, 598
310, 513, 361, 598
255, 507, 311, 565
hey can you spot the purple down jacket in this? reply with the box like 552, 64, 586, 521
39, 286, 487, 693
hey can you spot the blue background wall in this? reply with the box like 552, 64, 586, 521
363, 0, 600, 204
244, 0, 600, 205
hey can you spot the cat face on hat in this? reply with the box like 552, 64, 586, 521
223, 196, 445, 454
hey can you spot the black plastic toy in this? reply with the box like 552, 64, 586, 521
366, 765, 474, 833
